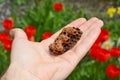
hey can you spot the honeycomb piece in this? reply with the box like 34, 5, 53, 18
49, 27, 82, 55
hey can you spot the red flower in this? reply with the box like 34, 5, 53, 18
97, 29, 110, 42
110, 47, 120, 57
91, 29, 109, 52
98, 29, 110, 42
53, 3, 63, 12
90, 46, 111, 62
2, 19, 14, 30
90, 46, 100, 59
0, 32, 11, 42
106, 64, 120, 78
0, 32, 12, 51
91, 41, 101, 50
2, 40, 12, 51
24, 26, 36, 40
42, 32, 53, 40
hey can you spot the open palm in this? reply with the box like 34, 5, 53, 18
10, 17, 103, 80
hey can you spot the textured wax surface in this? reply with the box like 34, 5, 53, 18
49, 27, 83, 55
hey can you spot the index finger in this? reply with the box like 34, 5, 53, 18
42, 18, 87, 46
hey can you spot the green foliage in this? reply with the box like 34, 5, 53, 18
117, 0, 120, 5
0, 43, 10, 76
11, 0, 26, 5
68, 55, 120, 80
11, 0, 86, 41
104, 19, 120, 43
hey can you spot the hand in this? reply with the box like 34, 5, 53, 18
10, 17, 103, 80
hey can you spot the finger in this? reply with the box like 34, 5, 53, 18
79, 17, 102, 32
51, 18, 87, 39
45, 18, 86, 42
75, 19, 103, 53
43, 17, 98, 45
41, 17, 101, 55
60, 19, 103, 67
54, 27, 101, 79
74, 19, 104, 49
10, 28, 28, 40
40, 18, 87, 48
74, 27, 101, 62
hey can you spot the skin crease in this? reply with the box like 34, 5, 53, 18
8, 17, 103, 80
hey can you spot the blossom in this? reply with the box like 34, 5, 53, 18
90, 46, 111, 62
106, 64, 120, 78
0, 32, 11, 42
93, 29, 110, 46
42, 32, 53, 40
110, 47, 120, 57
117, 7, 120, 15
101, 39, 114, 50
0, 32, 12, 51
91, 29, 110, 49
90, 46, 100, 59
2, 40, 12, 51
53, 3, 63, 12
97, 29, 110, 42
106, 7, 116, 18
24, 26, 36, 40
91, 41, 101, 50
2, 19, 14, 30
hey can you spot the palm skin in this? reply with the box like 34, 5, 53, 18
10, 17, 103, 80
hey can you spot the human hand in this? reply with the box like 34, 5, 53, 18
9, 17, 103, 80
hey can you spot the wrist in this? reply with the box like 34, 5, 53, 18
1, 63, 40, 80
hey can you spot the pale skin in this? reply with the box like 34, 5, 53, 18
1, 17, 103, 80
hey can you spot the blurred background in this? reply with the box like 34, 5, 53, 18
0, 0, 120, 80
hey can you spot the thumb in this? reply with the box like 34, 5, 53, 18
10, 28, 28, 40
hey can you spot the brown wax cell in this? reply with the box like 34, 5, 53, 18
49, 27, 82, 55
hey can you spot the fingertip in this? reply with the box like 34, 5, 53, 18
98, 20, 104, 28
95, 19, 104, 28
78, 18, 87, 22
89, 17, 104, 28
76, 18, 87, 24
90, 17, 99, 21
10, 28, 27, 40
